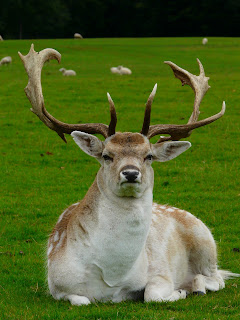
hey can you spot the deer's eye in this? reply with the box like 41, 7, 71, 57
102, 154, 113, 161
145, 154, 153, 161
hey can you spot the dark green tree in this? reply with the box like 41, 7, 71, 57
0, 0, 70, 39
1, 0, 240, 39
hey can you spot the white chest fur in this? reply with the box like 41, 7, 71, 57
89, 189, 153, 287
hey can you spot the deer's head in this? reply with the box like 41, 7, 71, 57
19, 45, 225, 198
71, 130, 191, 198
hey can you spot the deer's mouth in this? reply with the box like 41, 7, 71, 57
120, 181, 140, 186
121, 180, 138, 183
117, 181, 143, 198
119, 181, 142, 194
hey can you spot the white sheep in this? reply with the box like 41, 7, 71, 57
0, 56, 12, 65
110, 66, 132, 75
0, 35, 3, 41
110, 67, 121, 74
74, 33, 83, 39
118, 65, 132, 75
202, 38, 208, 45
59, 68, 76, 76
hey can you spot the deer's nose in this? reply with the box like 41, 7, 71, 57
122, 170, 139, 182
120, 166, 141, 183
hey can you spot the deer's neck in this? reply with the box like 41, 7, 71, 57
87, 173, 153, 285
72, 174, 153, 286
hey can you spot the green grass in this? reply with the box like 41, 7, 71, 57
1, 37, 240, 319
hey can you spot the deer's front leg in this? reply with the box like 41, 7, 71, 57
144, 276, 187, 302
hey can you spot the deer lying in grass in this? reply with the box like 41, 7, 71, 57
19, 44, 239, 306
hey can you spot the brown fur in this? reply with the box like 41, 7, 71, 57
110, 132, 146, 145
106, 133, 150, 162
48, 180, 100, 259
152, 203, 203, 251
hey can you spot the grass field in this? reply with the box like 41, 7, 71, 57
1, 37, 240, 319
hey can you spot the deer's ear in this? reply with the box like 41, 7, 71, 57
71, 131, 104, 159
152, 141, 191, 162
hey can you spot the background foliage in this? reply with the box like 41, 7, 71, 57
0, 37, 240, 319
1, 0, 240, 39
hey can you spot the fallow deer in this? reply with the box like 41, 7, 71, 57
19, 44, 239, 305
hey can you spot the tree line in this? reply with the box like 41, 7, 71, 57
1, 0, 240, 39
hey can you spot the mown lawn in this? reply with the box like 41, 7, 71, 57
0, 37, 239, 319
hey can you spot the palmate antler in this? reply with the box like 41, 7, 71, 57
18, 44, 117, 142
19, 45, 225, 143
141, 59, 225, 142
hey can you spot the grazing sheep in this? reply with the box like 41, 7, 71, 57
0, 56, 12, 65
202, 38, 208, 45
74, 33, 83, 39
59, 68, 76, 76
0, 35, 3, 41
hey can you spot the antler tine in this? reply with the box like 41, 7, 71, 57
141, 84, 157, 136
19, 44, 111, 142
187, 59, 210, 124
147, 60, 225, 142
107, 93, 117, 136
